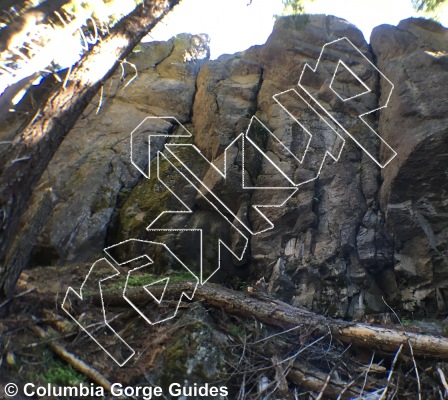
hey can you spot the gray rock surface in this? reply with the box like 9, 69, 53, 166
26, 34, 209, 265
149, 304, 228, 399
22, 16, 448, 318
372, 18, 448, 314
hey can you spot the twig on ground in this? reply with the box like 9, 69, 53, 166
437, 367, 448, 397
408, 338, 421, 400
31, 324, 114, 392
379, 344, 403, 400
359, 351, 375, 399
0, 287, 35, 309
316, 363, 339, 400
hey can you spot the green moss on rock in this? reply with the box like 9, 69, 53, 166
154, 306, 228, 399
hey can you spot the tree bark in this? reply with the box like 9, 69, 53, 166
1, 191, 53, 295
0, 0, 180, 299
96, 282, 448, 359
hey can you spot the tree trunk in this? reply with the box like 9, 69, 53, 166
0, 0, 180, 300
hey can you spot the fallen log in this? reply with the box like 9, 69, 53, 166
94, 282, 448, 359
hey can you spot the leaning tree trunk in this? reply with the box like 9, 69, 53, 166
0, 0, 180, 300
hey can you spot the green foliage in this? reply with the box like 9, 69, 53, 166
412, 0, 447, 12
228, 324, 246, 338
106, 270, 197, 292
127, 270, 196, 287
44, 360, 87, 386
280, 0, 447, 18
280, 0, 316, 16
126, 273, 160, 288
6, 349, 86, 388
282, 0, 307, 15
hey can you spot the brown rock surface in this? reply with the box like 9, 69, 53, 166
372, 18, 448, 313
17, 15, 448, 319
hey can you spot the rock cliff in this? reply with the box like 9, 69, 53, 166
20, 15, 448, 320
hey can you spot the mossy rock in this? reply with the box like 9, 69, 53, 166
153, 305, 228, 399
117, 135, 206, 241
117, 160, 183, 239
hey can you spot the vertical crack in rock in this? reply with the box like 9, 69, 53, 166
13, 15, 448, 319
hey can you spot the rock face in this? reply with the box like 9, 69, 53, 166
371, 18, 448, 314
22, 16, 448, 319
149, 304, 228, 399
26, 33, 209, 265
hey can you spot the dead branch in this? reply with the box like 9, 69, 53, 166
94, 282, 448, 359
31, 324, 113, 391
437, 367, 448, 397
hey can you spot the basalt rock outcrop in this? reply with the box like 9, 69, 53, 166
16, 15, 448, 319
372, 18, 448, 313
